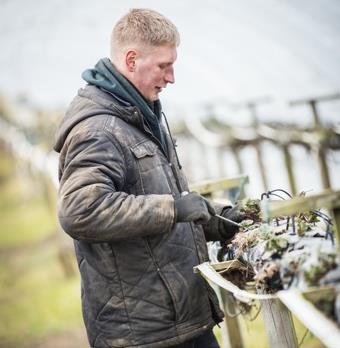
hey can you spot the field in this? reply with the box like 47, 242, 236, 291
0, 149, 326, 347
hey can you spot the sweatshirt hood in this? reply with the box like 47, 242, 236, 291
53, 85, 128, 153
54, 58, 166, 153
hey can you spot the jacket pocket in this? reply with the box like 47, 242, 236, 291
130, 141, 171, 194
130, 141, 156, 159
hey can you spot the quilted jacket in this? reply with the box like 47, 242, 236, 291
54, 85, 224, 348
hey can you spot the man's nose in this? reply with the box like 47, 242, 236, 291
165, 67, 175, 84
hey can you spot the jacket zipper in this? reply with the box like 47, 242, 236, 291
135, 107, 203, 306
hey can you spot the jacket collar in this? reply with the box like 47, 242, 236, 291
78, 85, 145, 128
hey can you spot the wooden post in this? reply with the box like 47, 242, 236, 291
217, 147, 228, 178
232, 146, 244, 175
220, 289, 244, 348
289, 93, 340, 190
259, 293, 298, 348
316, 145, 331, 190
332, 206, 340, 255
194, 188, 340, 348
312, 102, 331, 189
310, 100, 321, 128
195, 262, 277, 348
282, 144, 297, 196
251, 112, 268, 192
0, 116, 77, 278
254, 142, 268, 192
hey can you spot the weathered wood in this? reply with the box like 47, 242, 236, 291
261, 189, 340, 220
210, 260, 247, 272
255, 142, 268, 192
261, 189, 340, 253
217, 147, 228, 178
333, 206, 340, 255
209, 280, 244, 348
249, 103, 269, 192
195, 257, 339, 348
258, 123, 339, 149
289, 92, 340, 106
259, 294, 298, 348
189, 175, 249, 196
317, 145, 331, 189
220, 289, 244, 348
311, 100, 322, 129
289, 93, 340, 189
278, 289, 340, 348
302, 285, 335, 303
194, 262, 275, 302
0, 117, 77, 278
184, 116, 227, 147
232, 147, 244, 174
282, 144, 297, 196
289, 92, 340, 129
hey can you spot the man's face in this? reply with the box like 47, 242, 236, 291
132, 44, 177, 102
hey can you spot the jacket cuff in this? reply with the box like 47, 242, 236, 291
203, 202, 231, 242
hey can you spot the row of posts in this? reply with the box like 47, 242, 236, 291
173, 92, 340, 197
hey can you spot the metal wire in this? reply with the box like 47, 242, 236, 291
259, 189, 335, 240
260, 188, 292, 201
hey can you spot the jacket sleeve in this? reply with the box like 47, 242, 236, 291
58, 129, 175, 242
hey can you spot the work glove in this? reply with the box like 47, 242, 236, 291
174, 192, 216, 224
218, 204, 246, 241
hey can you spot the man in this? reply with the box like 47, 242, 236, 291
54, 8, 243, 348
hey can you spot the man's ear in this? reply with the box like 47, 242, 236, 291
126, 50, 137, 72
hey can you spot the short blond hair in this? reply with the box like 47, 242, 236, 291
110, 8, 180, 59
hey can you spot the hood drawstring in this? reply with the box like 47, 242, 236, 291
162, 111, 183, 170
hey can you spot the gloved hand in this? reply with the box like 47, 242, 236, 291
174, 192, 216, 224
218, 204, 245, 241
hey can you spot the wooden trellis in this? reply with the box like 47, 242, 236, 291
0, 114, 77, 278
192, 178, 340, 348
176, 92, 340, 196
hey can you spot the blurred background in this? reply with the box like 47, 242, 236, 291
0, 0, 339, 347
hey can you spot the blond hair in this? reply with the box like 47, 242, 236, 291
110, 8, 180, 60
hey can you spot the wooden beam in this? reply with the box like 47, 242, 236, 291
261, 190, 340, 220
194, 262, 275, 302
210, 260, 247, 272
190, 175, 249, 195
278, 290, 340, 348
302, 285, 335, 303
261, 189, 340, 253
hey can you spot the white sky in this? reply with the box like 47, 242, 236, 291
1, 0, 340, 123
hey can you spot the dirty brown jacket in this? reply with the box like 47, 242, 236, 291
54, 85, 224, 348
